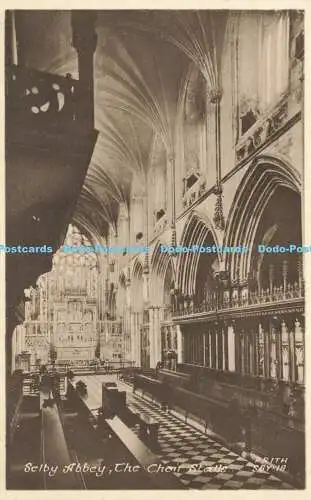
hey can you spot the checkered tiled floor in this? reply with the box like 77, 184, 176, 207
79, 374, 294, 490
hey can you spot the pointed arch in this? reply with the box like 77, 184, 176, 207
224, 154, 301, 282
177, 211, 220, 296
150, 241, 176, 305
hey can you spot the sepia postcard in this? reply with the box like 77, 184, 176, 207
2, 1, 309, 495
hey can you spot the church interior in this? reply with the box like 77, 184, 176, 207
5, 10, 305, 490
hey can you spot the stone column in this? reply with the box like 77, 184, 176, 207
208, 330, 212, 367
215, 326, 219, 369
132, 312, 141, 368
142, 267, 150, 305
269, 264, 275, 293
262, 320, 270, 378
148, 308, 155, 368
179, 325, 184, 364
153, 307, 162, 366
221, 327, 226, 370
258, 322, 265, 377
218, 329, 223, 370
227, 324, 235, 371
210, 88, 225, 231
297, 255, 303, 293
11, 328, 17, 372
270, 324, 277, 379
294, 317, 304, 384
169, 155, 176, 230
129, 310, 135, 364
281, 319, 290, 381
282, 260, 288, 296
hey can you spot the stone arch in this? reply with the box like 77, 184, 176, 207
150, 241, 176, 306
177, 211, 220, 298
224, 154, 301, 282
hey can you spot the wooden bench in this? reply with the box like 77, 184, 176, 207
130, 410, 159, 447
169, 384, 236, 438
142, 368, 158, 379
133, 375, 170, 410
158, 369, 192, 389
66, 383, 183, 488
104, 415, 185, 489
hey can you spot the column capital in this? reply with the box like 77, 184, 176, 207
168, 153, 175, 163
208, 87, 223, 104
213, 184, 223, 196
213, 189, 225, 231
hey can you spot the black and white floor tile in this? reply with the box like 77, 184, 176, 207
79, 374, 294, 490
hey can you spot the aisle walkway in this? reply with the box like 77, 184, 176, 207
78, 374, 293, 490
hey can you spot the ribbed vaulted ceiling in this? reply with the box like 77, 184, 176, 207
17, 10, 229, 243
